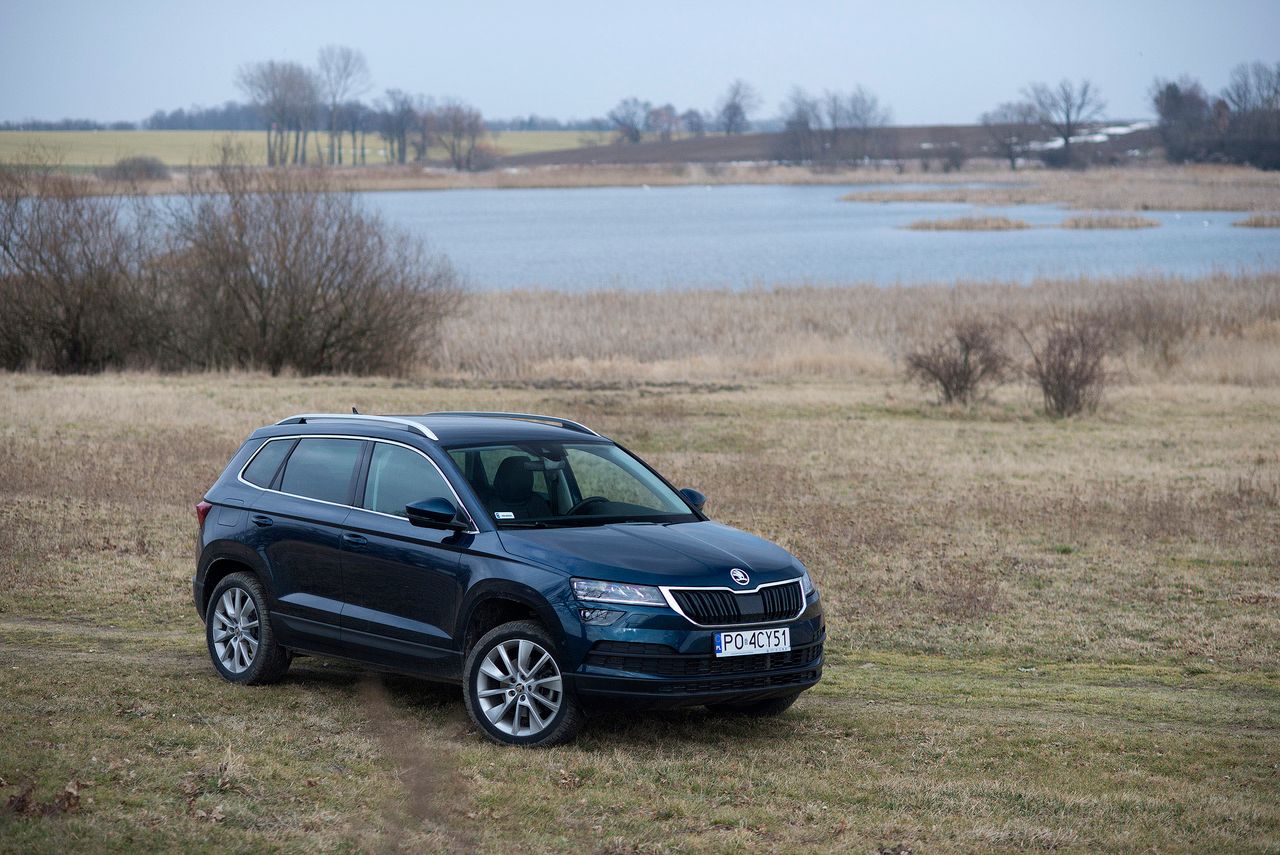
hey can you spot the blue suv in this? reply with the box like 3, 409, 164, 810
194, 412, 824, 745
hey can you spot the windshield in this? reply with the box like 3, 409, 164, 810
445, 441, 696, 527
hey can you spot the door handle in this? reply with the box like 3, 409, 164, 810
342, 533, 369, 546
250, 514, 273, 527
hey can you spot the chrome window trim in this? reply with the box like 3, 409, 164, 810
658, 578, 806, 628
236, 434, 479, 535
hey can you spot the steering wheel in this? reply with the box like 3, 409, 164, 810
567, 496, 610, 516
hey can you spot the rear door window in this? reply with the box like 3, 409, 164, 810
279, 438, 364, 505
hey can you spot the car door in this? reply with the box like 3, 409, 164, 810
248, 436, 365, 653
339, 440, 470, 676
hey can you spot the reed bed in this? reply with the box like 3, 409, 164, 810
904, 216, 1032, 231
434, 271, 1280, 386
1060, 214, 1161, 229
1234, 213, 1280, 227
847, 164, 1280, 212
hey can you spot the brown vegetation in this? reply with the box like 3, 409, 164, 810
0, 155, 461, 374
1234, 212, 1280, 227
846, 163, 1280, 211
904, 318, 1012, 404
433, 271, 1280, 388
904, 216, 1031, 231
1020, 310, 1117, 416
1060, 214, 1160, 229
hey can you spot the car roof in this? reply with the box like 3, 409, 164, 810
257, 412, 608, 447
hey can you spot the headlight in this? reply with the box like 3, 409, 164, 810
797, 564, 817, 596
571, 578, 666, 607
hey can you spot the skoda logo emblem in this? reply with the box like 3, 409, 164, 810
729, 568, 750, 586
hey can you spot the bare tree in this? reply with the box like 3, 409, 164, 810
716, 80, 760, 135
317, 45, 371, 165
645, 103, 680, 142
434, 99, 488, 170
172, 152, 462, 376
236, 60, 291, 166
608, 97, 649, 143
681, 109, 707, 137
379, 89, 417, 164
845, 85, 890, 161
1221, 61, 1280, 113
1025, 79, 1105, 167
1219, 61, 1280, 170
820, 90, 846, 149
981, 101, 1039, 170
1149, 77, 1213, 164
236, 60, 319, 166
340, 99, 374, 164
0, 157, 168, 371
778, 87, 822, 162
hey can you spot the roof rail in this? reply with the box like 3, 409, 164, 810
275, 413, 439, 441
423, 411, 600, 437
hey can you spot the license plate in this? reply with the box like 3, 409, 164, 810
715, 628, 791, 657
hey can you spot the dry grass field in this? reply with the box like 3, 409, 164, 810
0, 130, 602, 168
2, 272, 1278, 853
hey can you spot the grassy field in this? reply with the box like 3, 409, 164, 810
2, 272, 1279, 852
0, 130, 598, 168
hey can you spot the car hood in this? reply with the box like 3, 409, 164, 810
495, 520, 798, 588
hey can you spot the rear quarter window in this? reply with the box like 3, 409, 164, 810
279, 438, 364, 504
241, 439, 295, 488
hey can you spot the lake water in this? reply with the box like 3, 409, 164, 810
363, 184, 1280, 291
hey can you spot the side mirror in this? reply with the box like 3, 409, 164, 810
405, 497, 467, 530
679, 488, 706, 512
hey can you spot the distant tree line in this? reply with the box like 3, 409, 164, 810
602, 80, 762, 144
776, 85, 892, 163
0, 118, 137, 131
228, 46, 495, 170
1150, 61, 1280, 169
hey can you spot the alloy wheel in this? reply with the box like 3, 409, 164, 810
475, 638, 563, 737
211, 587, 259, 674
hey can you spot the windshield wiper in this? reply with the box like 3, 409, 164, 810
496, 520, 552, 529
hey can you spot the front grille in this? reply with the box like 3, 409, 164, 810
585, 638, 824, 678
668, 580, 804, 626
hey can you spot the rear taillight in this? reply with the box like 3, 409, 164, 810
195, 500, 213, 531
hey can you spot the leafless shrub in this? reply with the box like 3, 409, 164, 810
1111, 288, 1202, 371
169, 155, 462, 376
0, 159, 169, 372
1021, 310, 1117, 417
96, 156, 170, 182
905, 318, 1012, 405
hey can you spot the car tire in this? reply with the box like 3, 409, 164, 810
463, 620, 583, 747
707, 691, 802, 717
205, 571, 291, 686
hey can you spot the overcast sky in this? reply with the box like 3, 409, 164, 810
2, 0, 1277, 125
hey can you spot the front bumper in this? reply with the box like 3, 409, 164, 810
559, 594, 825, 708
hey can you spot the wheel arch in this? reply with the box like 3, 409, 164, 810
459, 580, 563, 653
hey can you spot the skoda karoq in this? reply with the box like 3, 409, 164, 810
193, 412, 824, 745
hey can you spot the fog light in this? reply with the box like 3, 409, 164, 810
579, 608, 623, 626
